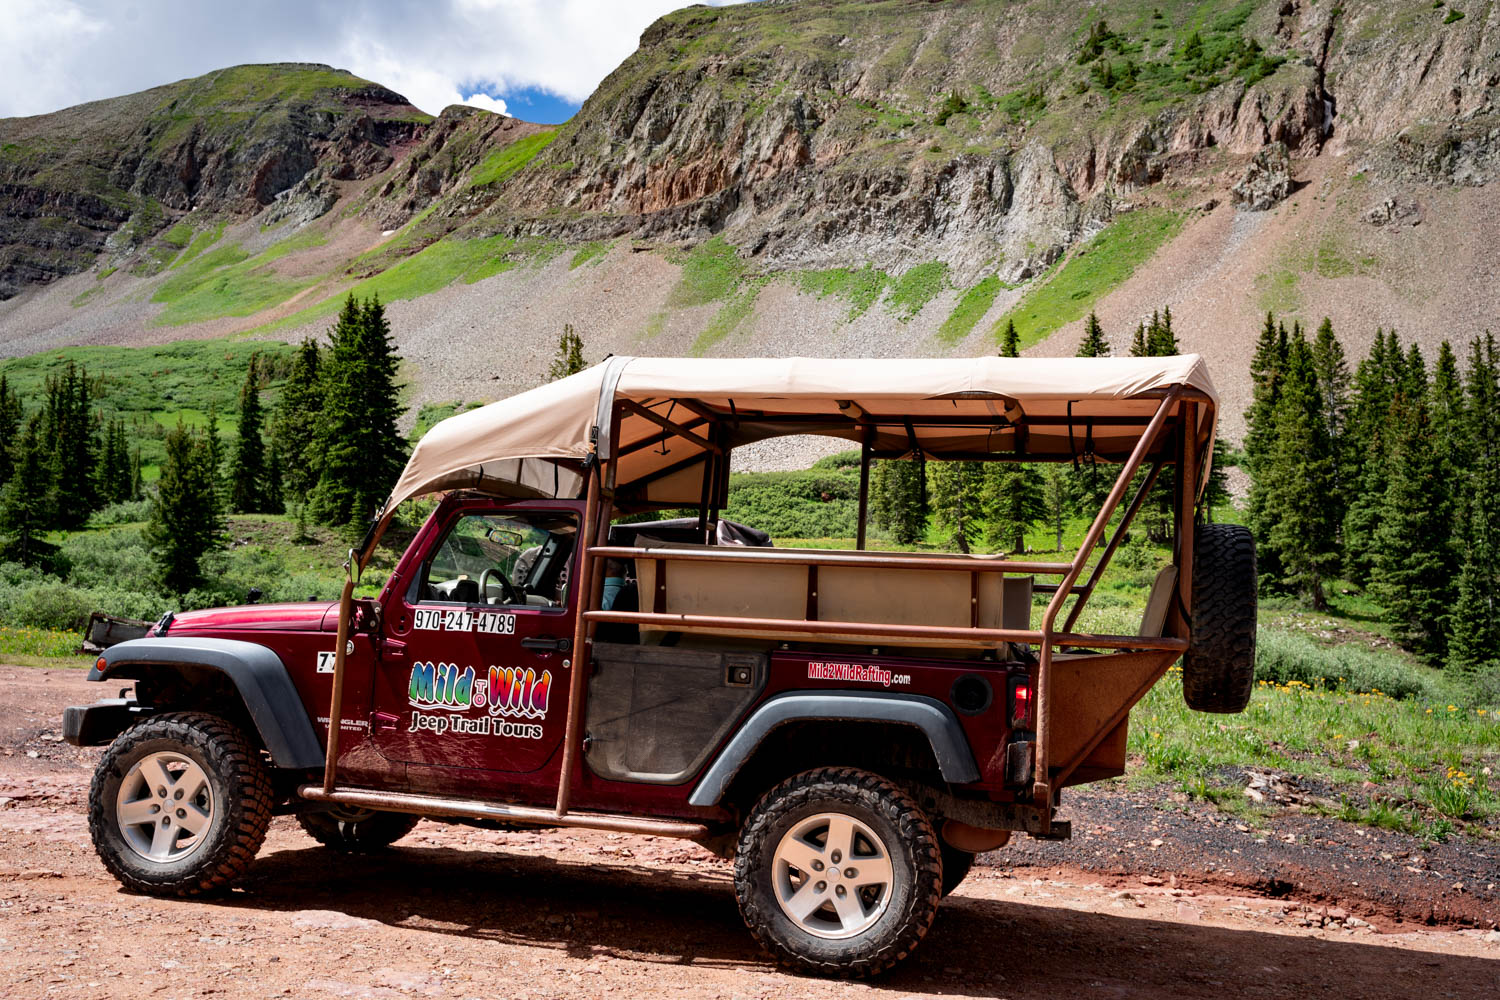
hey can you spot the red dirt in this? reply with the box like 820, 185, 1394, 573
2, 665, 1497, 999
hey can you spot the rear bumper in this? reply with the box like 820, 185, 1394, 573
62, 699, 141, 747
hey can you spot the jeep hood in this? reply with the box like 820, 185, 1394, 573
166, 602, 340, 633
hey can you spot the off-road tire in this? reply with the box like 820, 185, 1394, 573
88, 712, 274, 897
939, 842, 976, 897
734, 767, 942, 977
298, 808, 420, 852
1183, 522, 1257, 713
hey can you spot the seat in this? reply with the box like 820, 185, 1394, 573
1139, 565, 1179, 638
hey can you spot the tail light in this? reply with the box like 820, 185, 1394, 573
1010, 678, 1034, 729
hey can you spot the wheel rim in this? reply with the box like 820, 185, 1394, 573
771, 811, 895, 940
325, 805, 377, 824
114, 751, 215, 863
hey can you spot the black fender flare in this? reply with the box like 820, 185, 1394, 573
90, 637, 324, 770
687, 691, 980, 807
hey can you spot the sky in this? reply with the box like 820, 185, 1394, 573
0, 0, 750, 123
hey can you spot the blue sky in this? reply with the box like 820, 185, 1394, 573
464, 86, 581, 126
1, 0, 751, 120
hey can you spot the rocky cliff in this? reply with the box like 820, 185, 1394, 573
0, 64, 429, 298
480, 0, 1495, 283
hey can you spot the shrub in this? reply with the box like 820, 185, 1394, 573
1254, 628, 1439, 700
58, 526, 157, 591
722, 468, 860, 539
812, 450, 862, 470
89, 499, 153, 526
9, 581, 94, 631
934, 92, 968, 126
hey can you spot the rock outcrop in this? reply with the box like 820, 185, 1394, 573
1232, 144, 1294, 211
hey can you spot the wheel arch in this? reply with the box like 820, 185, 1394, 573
89, 637, 325, 770
688, 692, 979, 810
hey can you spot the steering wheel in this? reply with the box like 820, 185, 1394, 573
478, 567, 525, 606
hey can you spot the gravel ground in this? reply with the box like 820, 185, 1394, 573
2, 665, 1498, 999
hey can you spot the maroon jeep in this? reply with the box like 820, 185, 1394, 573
66, 356, 1255, 977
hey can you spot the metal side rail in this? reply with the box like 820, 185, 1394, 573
299, 786, 710, 839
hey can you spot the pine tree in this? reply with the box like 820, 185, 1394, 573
1309, 317, 1351, 490
0, 375, 21, 487
146, 422, 223, 595
1255, 335, 1340, 606
1341, 328, 1401, 582
984, 460, 1046, 553
928, 460, 986, 553
1043, 465, 1069, 550
128, 447, 143, 502
1202, 437, 1232, 522
309, 295, 407, 529
1244, 313, 1286, 478
1244, 313, 1289, 579
204, 402, 225, 516
0, 415, 55, 566
999, 319, 1020, 359
1129, 322, 1148, 357
45, 363, 98, 528
985, 321, 1045, 550
1370, 395, 1457, 659
96, 419, 131, 504
1147, 305, 1178, 355
270, 337, 324, 498
1430, 340, 1467, 477
871, 459, 927, 545
263, 442, 285, 515
1069, 313, 1111, 514
548, 324, 587, 381
229, 354, 268, 513
1077, 312, 1109, 357
1447, 334, 1500, 670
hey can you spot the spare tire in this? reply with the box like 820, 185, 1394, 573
1182, 523, 1257, 713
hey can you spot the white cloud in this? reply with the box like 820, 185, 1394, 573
462, 93, 510, 116
0, 0, 108, 118
0, 0, 750, 119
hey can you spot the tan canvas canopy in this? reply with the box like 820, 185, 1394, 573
381, 354, 1218, 520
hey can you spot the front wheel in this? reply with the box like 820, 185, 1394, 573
733, 768, 942, 977
87, 712, 274, 896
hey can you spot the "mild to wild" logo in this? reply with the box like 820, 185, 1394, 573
407, 662, 552, 719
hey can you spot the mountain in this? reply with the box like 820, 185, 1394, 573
1, 1, 1497, 442
0, 64, 432, 299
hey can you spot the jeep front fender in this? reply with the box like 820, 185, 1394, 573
686, 691, 980, 807
88, 637, 324, 770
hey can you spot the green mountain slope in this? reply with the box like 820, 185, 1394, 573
0, 0, 1496, 440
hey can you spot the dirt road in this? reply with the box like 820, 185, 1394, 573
3, 666, 1498, 1000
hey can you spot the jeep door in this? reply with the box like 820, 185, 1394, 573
371, 503, 579, 784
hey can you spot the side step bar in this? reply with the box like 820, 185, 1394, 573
298, 785, 711, 840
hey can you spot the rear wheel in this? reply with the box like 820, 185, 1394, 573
1183, 522, 1257, 713
87, 712, 273, 897
734, 768, 941, 977
298, 807, 420, 851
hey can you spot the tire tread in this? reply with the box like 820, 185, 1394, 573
87, 712, 274, 897
733, 767, 941, 978
1183, 523, 1258, 713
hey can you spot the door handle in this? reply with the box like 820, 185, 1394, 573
520, 635, 571, 653
372, 711, 400, 732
